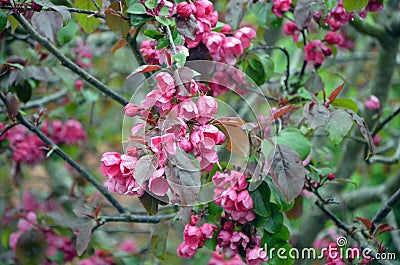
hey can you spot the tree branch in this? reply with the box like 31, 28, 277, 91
373, 106, 400, 136
1, 5, 106, 19
98, 213, 176, 224
370, 186, 400, 234
350, 16, 387, 45
12, 13, 129, 106
19, 88, 68, 110
0, 92, 127, 214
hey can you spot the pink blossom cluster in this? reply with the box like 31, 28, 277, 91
72, 39, 93, 69
140, 0, 256, 67
212, 171, 255, 224
304, 40, 332, 67
9, 211, 77, 265
78, 249, 116, 265
364, 95, 380, 110
100, 152, 144, 196
272, 0, 292, 18
0, 119, 86, 166
102, 71, 226, 198
208, 247, 245, 265
42, 119, 86, 145
177, 215, 218, 258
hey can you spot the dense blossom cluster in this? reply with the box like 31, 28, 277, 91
0, 120, 86, 165
140, 0, 256, 66
283, 0, 384, 67
102, 70, 226, 198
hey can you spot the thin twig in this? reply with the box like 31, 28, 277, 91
126, 22, 150, 72
0, 121, 20, 138
1, 5, 106, 19
20, 88, 68, 110
98, 213, 176, 224
90, 0, 101, 12
165, 25, 177, 55
370, 186, 400, 234
12, 13, 129, 106
373, 106, 400, 136
0, 92, 126, 214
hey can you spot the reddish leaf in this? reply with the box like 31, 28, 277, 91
126, 65, 162, 79
355, 216, 372, 229
226, 0, 249, 30
273, 105, 294, 120
5, 92, 19, 120
376, 223, 396, 235
31, 11, 63, 43
93, 203, 103, 219
175, 16, 197, 40
286, 195, 303, 220
344, 109, 376, 157
75, 222, 94, 256
328, 81, 346, 104
133, 155, 158, 186
111, 38, 127, 55
139, 192, 160, 215
214, 117, 246, 127
268, 144, 305, 202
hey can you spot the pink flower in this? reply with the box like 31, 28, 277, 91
149, 168, 169, 196
119, 239, 138, 254
273, 0, 292, 18
12, 134, 45, 165
234, 27, 256, 49
179, 99, 199, 121
364, 95, 380, 110
63, 119, 86, 145
304, 40, 332, 67
209, 248, 245, 265
74, 80, 84, 92
124, 103, 141, 117
200, 223, 217, 239
221, 24, 232, 34
325, 4, 352, 30
100, 152, 122, 178
203, 32, 225, 61
283, 21, 300, 42
42, 120, 64, 144
176, 2, 194, 17
324, 31, 343, 45
73, 39, 93, 69
156, 72, 176, 97
194, 0, 214, 18
177, 242, 197, 258
246, 246, 268, 265
222, 37, 244, 65
196, 95, 218, 124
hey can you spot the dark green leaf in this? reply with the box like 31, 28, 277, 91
267, 242, 294, 265
15, 82, 32, 103
57, 19, 78, 45
172, 53, 187, 64
130, 15, 152, 27
0, 9, 7, 33
267, 178, 294, 211
150, 219, 172, 260
250, 181, 271, 217
155, 16, 173, 26
139, 192, 160, 215
325, 108, 353, 145
144, 29, 165, 39
276, 128, 310, 160
145, 0, 158, 9
263, 203, 283, 233
156, 37, 170, 50
245, 55, 265, 86
259, 54, 274, 80
305, 71, 324, 94
268, 145, 305, 203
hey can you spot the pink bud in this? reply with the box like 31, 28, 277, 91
221, 24, 232, 34
364, 95, 380, 110
176, 2, 194, 18
74, 80, 84, 92
327, 173, 335, 181
124, 103, 141, 117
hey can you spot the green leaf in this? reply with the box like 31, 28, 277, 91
15, 82, 32, 103
155, 16, 173, 26
145, 0, 158, 9
144, 29, 165, 40
34, 0, 71, 24
156, 37, 170, 50
245, 54, 265, 86
259, 54, 274, 80
266, 178, 294, 211
130, 15, 152, 27
74, 0, 102, 34
325, 0, 340, 10
325, 108, 353, 145
250, 181, 271, 217
332, 98, 358, 113
127, 3, 147, 14
263, 203, 283, 233
0, 9, 7, 33
57, 19, 78, 45
342, 0, 368, 12
276, 128, 310, 160
150, 219, 172, 260
172, 53, 187, 64
267, 242, 294, 265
